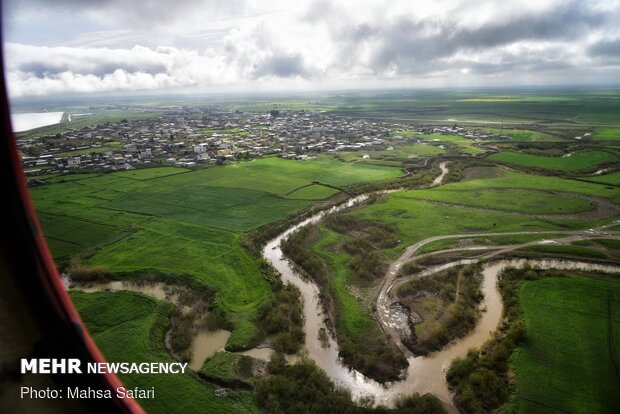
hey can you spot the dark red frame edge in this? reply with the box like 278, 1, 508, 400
0, 5, 145, 413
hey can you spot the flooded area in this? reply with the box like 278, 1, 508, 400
11, 112, 64, 132
432, 162, 449, 186
189, 330, 231, 370
67, 188, 620, 407
263, 194, 620, 407
69, 279, 173, 303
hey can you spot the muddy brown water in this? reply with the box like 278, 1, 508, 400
67, 279, 269, 371
188, 330, 232, 370
67, 279, 174, 302
263, 197, 620, 407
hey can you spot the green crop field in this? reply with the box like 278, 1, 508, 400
350, 172, 618, 260
188, 157, 401, 196
511, 275, 620, 414
31, 158, 399, 347
402, 188, 595, 215
481, 128, 558, 141
488, 151, 617, 172
581, 171, 620, 186
286, 184, 340, 200
113, 167, 191, 180
56, 146, 123, 157
456, 168, 620, 200
418, 134, 484, 154
70, 291, 259, 414
593, 128, 620, 141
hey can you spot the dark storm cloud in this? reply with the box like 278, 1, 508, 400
18, 61, 168, 77
253, 54, 311, 78
366, 1, 606, 74
588, 39, 620, 58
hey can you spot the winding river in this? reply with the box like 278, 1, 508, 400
262, 194, 620, 407
67, 162, 620, 408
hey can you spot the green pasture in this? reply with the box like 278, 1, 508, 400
189, 157, 401, 196
512, 276, 620, 414
311, 228, 376, 341
113, 167, 191, 180
56, 146, 123, 157
593, 128, 620, 141
481, 128, 557, 141
488, 151, 617, 172
457, 168, 620, 200
581, 171, 620, 186
286, 184, 340, 200
418, 134, 484, 155
402, 188, 594, 215
31, 158, 399, 346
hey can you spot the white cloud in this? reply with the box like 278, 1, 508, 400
4, 0, 620, 98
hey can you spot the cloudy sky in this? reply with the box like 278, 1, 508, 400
3, 0, 620, 98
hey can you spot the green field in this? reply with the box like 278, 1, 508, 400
481, 128, 558, 141
581, 171, 620, 186
351, 170, 618, 260
56, 145, 122, 157
488, 151, 617, 172
593, 128, 620, 141
401, 188, 594, 215
512, 276, 620, 414
337, 144, 445, 164
312, 228, 376, 343
32, 158, 399, 347
70, 291, 259, 414
191, 157, 402, 196
418, 134, 484, 155
286, 184, 340, 200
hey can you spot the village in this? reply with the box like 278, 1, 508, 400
18, 106, 505, 181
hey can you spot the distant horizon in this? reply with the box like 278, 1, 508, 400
9, 83, 620, 109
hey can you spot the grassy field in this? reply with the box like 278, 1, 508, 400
481, 128, 558, 141
455, 167, 620, 200
56, 145, 122, 157
517, 243, 610, 260
286, 184, 340, 200
581, 171, 620, 186
324, 89, 620, 125
417, 134, 484, 155
511, 275, 620, 414
70, 291, 259, 414
189, 157, 402, 196
352, 172, 617, 260
312, 228, 377, 344
402, 187, 594, 215
488, 151, 617, 172
593, 128, 620, 141
32, 158, 399, 347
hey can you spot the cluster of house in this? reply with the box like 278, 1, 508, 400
18, 106, 507, 180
